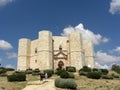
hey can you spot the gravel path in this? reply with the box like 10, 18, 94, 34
22, 79, 55, 90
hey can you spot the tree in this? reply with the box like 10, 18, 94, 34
111, 64, 120, 74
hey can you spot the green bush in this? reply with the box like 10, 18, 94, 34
56, 69, 66, 75
44, 69, 54, 77
0, 69, 7, 74
101, 75, 113, 79
100, 69, 109, 75
93, 68, 99, 72
55, 78, 77, 89
32, 68, 40, 75
0, 73, 7, 77
66, 66, 76, 72
60, 71, 69, 78
25, 68, 32, 74
87, 71, 102, 79
79, 66, 91, 72
7, 72, 26, 82
79, 71, 88, 76
68, 72, 75, 78
111, 74, 119, 78
6, 68, 14, 71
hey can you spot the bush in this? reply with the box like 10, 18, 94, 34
44, 69, 54, 77
32, 68, 40, 76
60, 71, 69, 78
7, 72, 26, 82
87, 71, 102, 79
6, 68, 14, 71
93, 68, 99, 72
56, 69, 66, 75
79, 66, 91, 72
55, 78, 77, 89
0, 73, 7, 77
111, 74, 119, 78
101, 75, 113, 79
25, 68, 32, 74
100, 69, 109, 75
79, 71, 88, 76
66, 66, 76, 72
0, 69, 7, 74
68, 72, 75, 78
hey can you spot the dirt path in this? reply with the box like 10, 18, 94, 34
22, 79, 56, 90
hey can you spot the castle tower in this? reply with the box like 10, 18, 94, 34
83, 40, 95, 68
37, 31, 53, 70
69, 32, 85, 70
17, 38, 31, 70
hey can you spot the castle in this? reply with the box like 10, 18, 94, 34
17, 30, 95, 70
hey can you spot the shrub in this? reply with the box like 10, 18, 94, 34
68, 72, 75, 78
93, 68, 99, 72
79, 66, 91, 72
6, 68, 14, 71
56, 69, 66, 75
60, 71, 69, 78
111, 74, 119, 78
44, 69, 54, 77
25, 68, 32, 74
87, 71, 102, 79
0, 69, 7, 74
32, 68, 40, 76
66, 66, 76, 72
100, 69, 109, 75
0, 73, 7, 77
55, 78, 77, 89
7, 72, 26, 82
101, 75, 113, 79
79, 71, 88, 76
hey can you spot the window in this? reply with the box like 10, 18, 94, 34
35, 48, 37, 53
35, 60, 37, 63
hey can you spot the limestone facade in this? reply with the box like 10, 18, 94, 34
17, 30, 95, 70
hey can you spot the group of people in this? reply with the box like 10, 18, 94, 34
39, 72, 48, 81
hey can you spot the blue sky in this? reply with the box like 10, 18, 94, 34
0, 0, 120, 69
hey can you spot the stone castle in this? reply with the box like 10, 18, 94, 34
17, 30, 95, 70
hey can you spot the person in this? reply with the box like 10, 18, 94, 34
40, 72, 44, 81
45, 73, 48, 80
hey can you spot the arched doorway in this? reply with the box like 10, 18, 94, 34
58, 61, 64, 69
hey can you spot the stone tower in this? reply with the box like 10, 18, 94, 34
17, 39, 31, 70
17, 30, 95, 71
69, 32, 85, 70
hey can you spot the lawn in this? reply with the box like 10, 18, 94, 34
75, 73, 120, 90
0, 74, 40, 90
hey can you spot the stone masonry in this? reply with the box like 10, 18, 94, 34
17, 30, 95, 70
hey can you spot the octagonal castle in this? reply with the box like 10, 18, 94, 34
17, 30, 95, 70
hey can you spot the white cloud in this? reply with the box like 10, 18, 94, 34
5, 64, 14, 68
95, 51, 120, 64
6, 52, 17, 59
113, 46, 120, 53
95, 62, 110, 69
0, 40, 13, 50
0, 0, 14, 6
109, 0, 120, 14
61, 23, 109, 45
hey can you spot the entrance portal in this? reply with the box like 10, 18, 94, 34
58, 61, 64, 69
